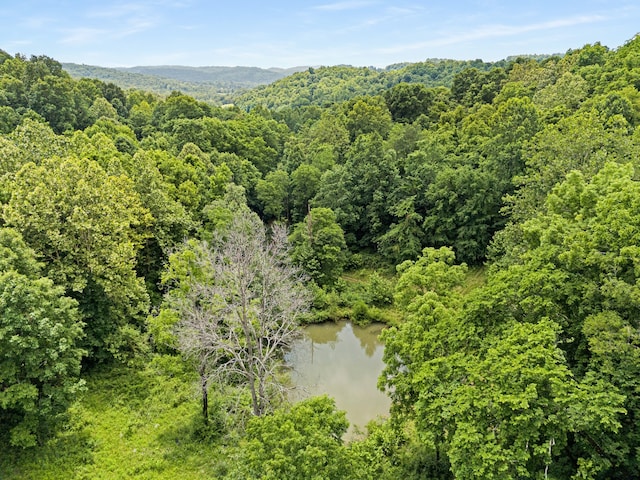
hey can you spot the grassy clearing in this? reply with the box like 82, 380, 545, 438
1, 359, 231, 479
460, 265, 487, 295
306, 266, 401, 326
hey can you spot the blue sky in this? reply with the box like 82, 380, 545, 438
1, 1, 639, 68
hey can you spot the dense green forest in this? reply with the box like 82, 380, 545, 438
2, 34, 640, 478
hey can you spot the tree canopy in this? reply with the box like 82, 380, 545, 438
3, 34, 640, 479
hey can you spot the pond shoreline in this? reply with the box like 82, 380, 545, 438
285, 320, 391, 438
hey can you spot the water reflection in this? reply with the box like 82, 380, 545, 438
354, 323, 385, 358
285, 321, 391, 437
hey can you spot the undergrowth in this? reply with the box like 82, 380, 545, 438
1, 357, 231, 479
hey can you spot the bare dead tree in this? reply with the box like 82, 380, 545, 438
172, 212, 310, 420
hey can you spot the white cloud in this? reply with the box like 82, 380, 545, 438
59, 28, 107, 45
378, 14, 608, 54
384, 6, 424, 16
115, 19, 158, 38
313, 1, 376, 12
21, 16, 56, 29
87, 2, 149, 19
87, 0, 191, 18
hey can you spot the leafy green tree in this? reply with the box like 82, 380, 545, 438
303, 109, 350, 163
482, 96, 540, 187
27, 74, 79, 133
152, 91, 206, 126
472, 162, 640, 477
344, 96, 393, 140
149, 146, 207, 215
386, 123, 424, 161
88, 96, 119, 121
582, 310, 640, 475
506, 111, 638, 223
444, 320, 623, 480
422, 164, 503, 264
124, 149, 197, 301
451, 67, 507, 106
383, 241, 628, 478
533, 71, 588, 112
256, 169, 290, 221
3, 156, 152, 361
128, 99, 155, 138
289, 207, 347, 287
377, 196, 424, 265
381, 247, 470, 476
0, 75, 27, 110
314, 132, 398, 247
219, 114, 287, 175
0, 106, 20, 133
0, 136, 22, 203
290, 163, 322, 222
384, 82, 434, 124
214, 151, 262, 209
0, 228, 84, 447
236, 396, 349, 480
6, 118, 71, 167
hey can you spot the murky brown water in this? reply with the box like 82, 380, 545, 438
285, 321, 391, 437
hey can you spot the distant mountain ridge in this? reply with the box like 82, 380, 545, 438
118, 65, 306, 84
63, 54, 554, 108
62, 63, 308, 104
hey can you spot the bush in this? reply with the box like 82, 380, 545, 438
365, 272, 394, 306
351, 300, 371, 325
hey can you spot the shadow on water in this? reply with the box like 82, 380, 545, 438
285, 321, 391, 438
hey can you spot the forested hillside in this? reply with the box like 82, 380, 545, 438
2, 35, 640, 479
63, 63, 306, 104
120, 65, 304, 85
235, 58, 511, 109
63, 58, 513, 109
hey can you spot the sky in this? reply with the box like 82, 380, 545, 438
1, 1, 639, 68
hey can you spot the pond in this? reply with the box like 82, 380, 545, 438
285, 321, 391, 437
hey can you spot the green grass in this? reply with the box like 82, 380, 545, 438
460, 265, 487, 295
329, 267, 401, 325
1, 359, 232, 479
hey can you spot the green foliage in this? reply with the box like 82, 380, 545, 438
422, 164, 503, 264
0, 228, 85, 447
3, 156, 152, 360
348, 419, 443, 480
384, 239, 630, 478
256, 169, 290, 220
450, 67, 507, 106
237, 59, 510, 110
0, 360, 232, 479
235, 396, 349, 480
444, 320, 623, 479
344, 96, 393, 140
290, 163, 322, 221
315, 132, 398, 248
506, 110, 639, 224
364, 271, 394, 306
393, 246, 467, 310
289, 207, 347, 287
384, 82, 434, 124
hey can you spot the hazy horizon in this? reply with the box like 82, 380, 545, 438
2, 1, 639, 69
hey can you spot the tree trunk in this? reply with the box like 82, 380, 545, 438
248, 370, 260, 416
201, 371, 208, 424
